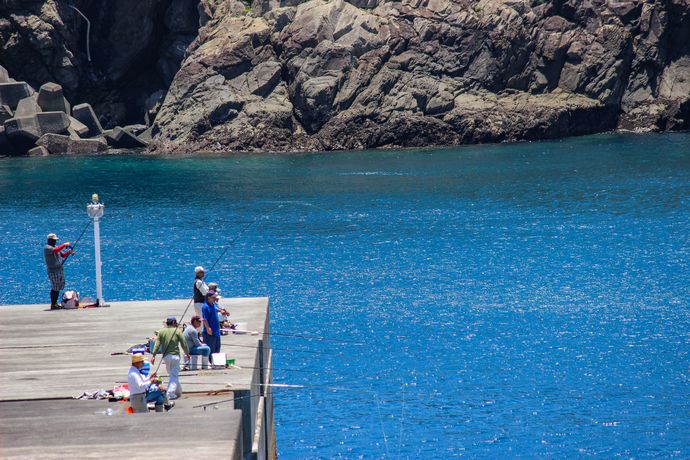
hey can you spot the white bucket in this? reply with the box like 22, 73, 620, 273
233, 322, 248, 334
211, 352, 226, 368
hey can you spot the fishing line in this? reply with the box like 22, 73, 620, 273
152, 199, 378, 382
223, 342, 342, 356
112, 364, 322, 384
60, 218, 92, 266
374, 387, 392, 459
192, 382, 340, 409
242, 330, 365, 346
209, 364, 322, 375
397, 383, 405, 459
151, 202, 295, 375
236, 326, 415, 343
154, 200, 330, 360
191, 390, 279, 409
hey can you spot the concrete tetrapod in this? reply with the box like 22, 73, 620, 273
105, 126, 148, 148
0, 82, 34, 110
37, 82, 70, 114
14, 94, 41, 117
69, 116, 90, 137
72, 103, 104, 137
4, 112, 71, 154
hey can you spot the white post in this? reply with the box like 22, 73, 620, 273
86, 194, 106, 306
93, 216, 103, 305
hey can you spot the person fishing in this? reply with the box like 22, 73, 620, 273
202, 290, 223, 364
151, 316, 189, 400
193, 266, 208, 317
43, 233, 74, 310
128, 354, 173, 413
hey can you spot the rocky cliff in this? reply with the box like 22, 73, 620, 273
2, 0, 690, 154
0, 0, 200, 128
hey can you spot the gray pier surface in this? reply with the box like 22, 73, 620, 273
0, 298, 276, 459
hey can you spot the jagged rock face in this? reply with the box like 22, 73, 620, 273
153, 0, 690, 153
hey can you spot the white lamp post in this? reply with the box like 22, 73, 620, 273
86, 193, 106, 306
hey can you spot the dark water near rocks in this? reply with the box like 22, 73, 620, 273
1, 133, 689, 458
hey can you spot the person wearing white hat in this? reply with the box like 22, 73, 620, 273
193, 266, 208, 317
128, 354, 173, 413
43, 233, 73, 310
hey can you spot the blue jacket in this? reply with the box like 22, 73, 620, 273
202, 300, 220, 336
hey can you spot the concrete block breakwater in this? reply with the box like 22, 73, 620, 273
0, 66, 150, 156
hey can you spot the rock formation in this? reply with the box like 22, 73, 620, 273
1, 0, 689, 154
152, 0, 690, 152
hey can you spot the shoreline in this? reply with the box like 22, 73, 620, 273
2, 129, 687, 159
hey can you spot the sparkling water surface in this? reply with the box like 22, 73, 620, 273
1, 133, 689, 458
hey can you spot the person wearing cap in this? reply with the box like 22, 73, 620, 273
128, 354, 173, 413
193, 266, 208, 317
202, 290, 223, 364
183, 316, 211, 370
208, 283, 233, 332
151, 317, 190, 400
43, 233, 74, 310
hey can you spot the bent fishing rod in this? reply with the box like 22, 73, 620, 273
151, 204, 286, 375
60, 218, 93, 266
152, 199, 376, 374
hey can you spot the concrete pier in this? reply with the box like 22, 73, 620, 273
0, 298, 276, 459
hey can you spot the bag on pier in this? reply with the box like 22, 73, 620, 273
62, 290, 80, 309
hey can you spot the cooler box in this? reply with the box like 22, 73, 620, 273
211, 352, 226, 368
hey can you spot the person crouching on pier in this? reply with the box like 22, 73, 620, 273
128, 354, 173, 413
151, 316, 190, 400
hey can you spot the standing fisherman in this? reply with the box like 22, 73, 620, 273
43, 233, 73, 310
202, 290, 223, 365
193, 266, 208, 317
151, 316, 190, 401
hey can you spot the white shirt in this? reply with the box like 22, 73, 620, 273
127, 365, 150, 395
194, 279, 208, 301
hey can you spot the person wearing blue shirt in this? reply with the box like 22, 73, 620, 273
202, 290, 222, 365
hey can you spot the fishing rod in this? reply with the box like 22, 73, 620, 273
151, 203, 293, 375
222, 341, 343, 356
60, 218, 93, 266
224, 328, 365, 345
192, 391, 268, 409
153, 199, 373, 375
204, 364, 322, 375
113, 364, 322, 385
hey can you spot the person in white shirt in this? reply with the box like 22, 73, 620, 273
127, 354, 173, 413
193, 266, 208, 317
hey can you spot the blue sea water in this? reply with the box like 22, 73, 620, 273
1, 133, 689, 458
